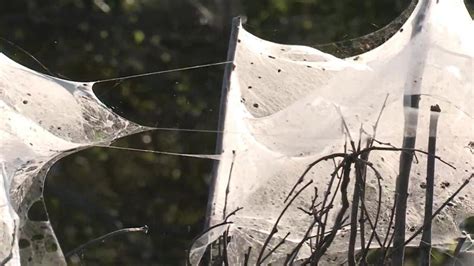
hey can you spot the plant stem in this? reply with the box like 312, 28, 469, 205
348, 151, 368, 265
387, 174, 472, 257
308, 156, 352, 264
65, 225, 148, 258
256, 181, 313, 264
392, 94, 421, 265
419, 105, 441, 266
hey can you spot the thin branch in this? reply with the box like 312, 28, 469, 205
387, 174, 473, 257
358, 160, 385, 259
380, 192, 398, 264
222, 227, 230, 266
65, 225, 149, 258
285, 212, 324, 264
359, 146, 455, 169
317, 159, 345, 248
355, 94, 389, 262
297, 188, 321, 216
284, 153, 346, 203
280, 125, 455, 265
186, 207, 242, 265
294, 144, 455, 206
335, 105, 355, 144
404, 175, 473, 246
370, 94, 390, 146
348, 157, 364, 266
243, 246, 252, 266
347, 129, 367, 266
307, 156, 353, 264
285, 210, 326, 264
256, 181, 313, 264
223, 150, 237, 218
259, 232, 291, 264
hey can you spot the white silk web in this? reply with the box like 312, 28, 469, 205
0, 52, 231, 265
200, 0, 473, 264
0, 0, 472, 265
0, 53, 146, 265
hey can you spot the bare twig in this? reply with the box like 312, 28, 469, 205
358, 160, 385, 260
306, 156, 353, 264
256, 181, 313, 264
318, 159, 345, 248
388, 174, 473, 257
292, 146, 456, 205
65, 225, 149, 258
404, 175, 472, 246
357, 146, 455, 169
285, 170, 342, 265
187, 207, 242, 265
223, 150, 237, 218
243, 246, 252, 266
380, 193, 398, 263
286, 142, 457, 264
259, 232, 290, 264
222, 227, 230, 266
283, 154, 346, 262
297, 187, 321, 216
335, 105, 355, 144
356, 95, 388, 264
370, 94, 390, 145
284, 153, 346, 203
348, 154, 365, 266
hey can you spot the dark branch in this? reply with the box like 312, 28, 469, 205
65, 225, 149, 258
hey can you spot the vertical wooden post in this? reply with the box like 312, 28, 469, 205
202, 17, 241, 265
205, 17, 241, 228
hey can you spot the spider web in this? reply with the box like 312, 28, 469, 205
0, 0, 472, 265
201, 0, 473, 264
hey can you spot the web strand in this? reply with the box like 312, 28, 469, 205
96, 144, 223, 160
93, 61, 233, 83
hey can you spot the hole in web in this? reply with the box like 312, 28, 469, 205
28, 201, 49, 222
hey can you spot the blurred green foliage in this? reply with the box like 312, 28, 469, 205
0, 0, 472, 265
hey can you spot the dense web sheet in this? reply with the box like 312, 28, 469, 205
0, 54, 143, 265
203, 0, 473, 264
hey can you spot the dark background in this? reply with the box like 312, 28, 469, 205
0, 0, 472, 265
